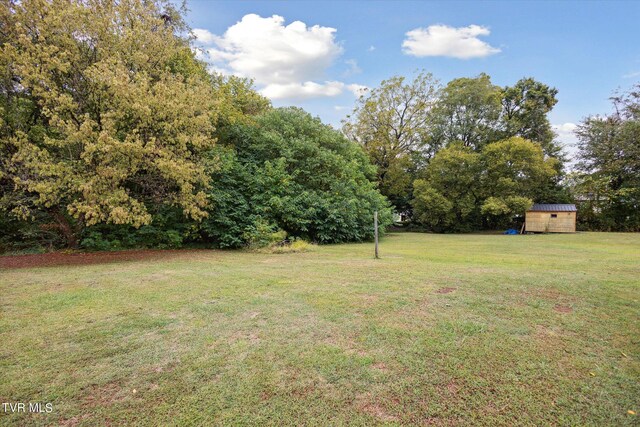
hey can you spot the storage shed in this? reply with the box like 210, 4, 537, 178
525, 204, 577, 233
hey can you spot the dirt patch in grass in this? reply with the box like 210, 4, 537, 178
151, 360, 180, 374
355, 393, 398, 422
59, 413, 92, 427
436, 287, 457, 294
371, 362, 388, 371
357, 294, 381, 309
0, 249, 210, 269
554, 304, 573, 313
81, 381, 126, 408
230, 331, 261, 344
446, 380, 459, 395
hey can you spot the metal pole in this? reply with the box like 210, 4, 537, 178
374, 211, 379, 259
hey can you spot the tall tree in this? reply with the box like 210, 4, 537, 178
412, 137, 558, 231
412, 143, 481, 232
430, 73, 502, 150
342, 72, 440, 212
574, 84, 640, 231
0, 0, 216, 247
500, 77, 559, 153
480, 137, 559, 227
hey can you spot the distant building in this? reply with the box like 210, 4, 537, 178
525, 204, 577, 233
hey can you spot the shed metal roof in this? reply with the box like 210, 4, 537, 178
528, 204, 577, 212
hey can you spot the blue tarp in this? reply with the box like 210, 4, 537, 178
503, 229, 519, 235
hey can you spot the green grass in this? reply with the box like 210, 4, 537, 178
1, 232, 639, 426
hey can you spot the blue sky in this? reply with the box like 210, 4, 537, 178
186, 0, 640, 153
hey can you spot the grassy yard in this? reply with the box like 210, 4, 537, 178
1, 232, 639, 426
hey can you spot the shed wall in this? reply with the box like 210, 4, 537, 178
525, 211, 576, 233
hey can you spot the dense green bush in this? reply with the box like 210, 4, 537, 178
200, 108, 393, 247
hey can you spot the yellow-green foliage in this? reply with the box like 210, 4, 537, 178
0, 0, 216, 230
413, 137, 559, 231
342, 72, 440, 211
260, 239, 314, 254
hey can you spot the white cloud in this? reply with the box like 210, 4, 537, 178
194, 14, 365, 100
193, 28, 216, 45
347, 84, 369, 98
623, 71, 640, 79
202, 14, 342, 86
554, 122, 578, 135
368, 45, 376, 52
334, 105, 348, 111
553, 122, 579, 146
402, 24, 500, 59
261, 81, 346, 100
259, 81, 369, 100
553, 122, 579, 166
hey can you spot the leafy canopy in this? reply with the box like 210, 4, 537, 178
430, 73, 502, 150
0, 0, 217, 246
343, 71, 563, 220
342, 72, 440, 212
412, 137, 558, 231
572, 84, 640, 231
202, 108, 393, 247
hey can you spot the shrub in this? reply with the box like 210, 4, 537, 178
257, 238, 314, 254
243, 218, 288, 250
200, 108, 393, 247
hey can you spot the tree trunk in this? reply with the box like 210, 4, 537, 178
51, 208, 80, 249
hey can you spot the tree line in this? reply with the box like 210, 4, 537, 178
0, 0, 391, 251
343, 73, 639, 232
1, 0, 637, 253
571, 88, 640, 231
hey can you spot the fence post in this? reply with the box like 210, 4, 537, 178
374, 211, 379, 259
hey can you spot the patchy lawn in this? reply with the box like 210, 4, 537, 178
0, 232, 638, 425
